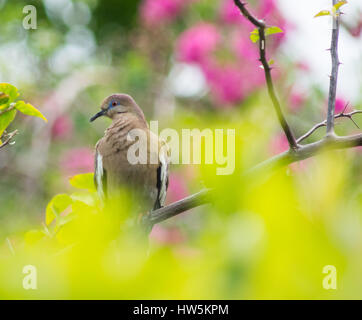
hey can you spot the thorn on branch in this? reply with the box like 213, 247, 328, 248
0, 129, 18, 150
348, 116, 360, 129
342, 102, 349, 114
326, 0, 342, 134
297, 109, 362, 144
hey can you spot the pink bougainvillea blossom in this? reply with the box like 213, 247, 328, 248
269, 133, 289, 155
334, 97, 349, 113
232, 33, 259, 62
220, 0, 244, 25
296, 61, 310, 72
140, 0, 190, 26
60, 148, 94, 175
258, 0, 276, 17
289, 92, 306, 113
174, 0, 288, 106
203, 64, 245, 106
165, 172, 189, 205
268, 133, 310, 172
177, 23, 221, 64
149, 225, 185, 245
236, 60, 265, 96
51, 115, 73, 140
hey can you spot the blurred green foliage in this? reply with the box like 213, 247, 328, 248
0, 0, 361, 300
0, 83, 47, 142
1, 147, 362, 299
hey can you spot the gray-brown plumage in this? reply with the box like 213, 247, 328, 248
90, 94, 169, 213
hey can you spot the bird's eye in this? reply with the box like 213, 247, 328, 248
112, 101, 117, 107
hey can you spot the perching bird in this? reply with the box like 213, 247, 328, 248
90, 93, 169, 216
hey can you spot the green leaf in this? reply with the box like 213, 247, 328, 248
314, 10, 331, 18
268, 59, 275, 65
265, 26, 283, 36
15, 100, 47, 122
24, 230, 45, 245
0, 92, 9, 105
0, 108, 17, 138
70, 192, 97, 206
45, 194, 73, 225
0, 83, 19, 104
58, 212, 77, 227
250, 28, 259, 43
334, 1, 347, 12
69, 173, 96, 192
250, 27, 283, 43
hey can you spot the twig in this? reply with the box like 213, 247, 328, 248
233, 0, 298, 150
144, 1, 362, 227
0, 103, 15, 116
297, 109, 362, 143
0, 129, 18, 150
233, 0, 265, 28
326, 0, 341, 134
148, 189, 211, 225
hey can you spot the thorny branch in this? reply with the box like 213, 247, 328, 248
0, 104, 15, 116
0, 130, 18, 150
148, 132, 362, 226
326, 0, 342, 134
144, 1, 362, 227
234, 0, 298, 149
297, 109, 362, 144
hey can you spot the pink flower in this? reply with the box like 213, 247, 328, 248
220, 0, 244, 25
289, 159, 311, 173
289, 92, 306, 113
269, 133, 289, 155
140, 0, 187, 26
51, 115, 73, 140
149, 225, 185, 245
268, 133, 310, 173
177, 23, 220, 64
335, 97, 348, 113
220, 0, 279, 28
176, 1, 287, 107
236, 59, 266, 96
203, 64, 244, 106
296, 61, 310, 72
232, 33, 259, 62
165, 172, 189, 204
348, 19, 362, 37
60, 148, 94, 175
258, 0, 276, 17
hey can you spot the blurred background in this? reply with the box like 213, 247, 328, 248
0, 0, 361, 299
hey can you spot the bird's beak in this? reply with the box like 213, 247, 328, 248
90, 109, 106, 122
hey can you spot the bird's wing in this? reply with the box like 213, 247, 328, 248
154, 140, 170, 210
94, 148, 107, 200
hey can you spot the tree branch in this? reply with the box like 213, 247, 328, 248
143, 1, 362, 227
248, 133, 362, 174
297, 109, 362, 144
148, 189, 211, 225
233, 0, 298, 150
0, 104, 15, 116
0, 129, 18, 150
326, 0, 341, 134
148, 133, 362, 226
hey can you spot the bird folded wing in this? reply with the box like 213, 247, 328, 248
154, 139, 170, 210
94, 148, 107, 200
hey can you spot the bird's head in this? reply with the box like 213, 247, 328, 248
90, 94, 145, 122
